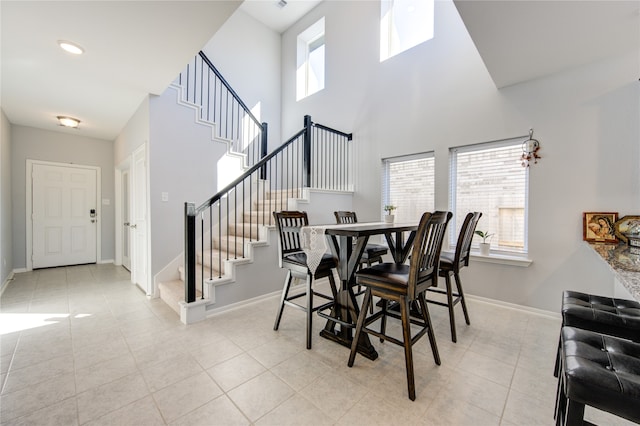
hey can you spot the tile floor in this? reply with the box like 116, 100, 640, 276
0, 264, 633, 425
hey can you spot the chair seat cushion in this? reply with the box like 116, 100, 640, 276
560, 326, 640, 423
562, 290, 640, 342
356, 263, 409, 288
363, 243, 388, 260
439, 252, 455, 271
283, 252, 336, 272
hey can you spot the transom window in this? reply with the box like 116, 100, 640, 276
296, 17, 325, 101
380, 0, 434, 62
382, 152, 435, 223
449, 138, 529, 254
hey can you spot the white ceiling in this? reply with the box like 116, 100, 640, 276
453, 0, 640, 88
2, 1, 638, 141
1, 1, 242, 140
240, 0, 322, 33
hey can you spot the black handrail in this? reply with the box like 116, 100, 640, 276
184, 116, 353, 304
195, 128, 306, 214
177, 51, 267, 169
197, 52, 262, 130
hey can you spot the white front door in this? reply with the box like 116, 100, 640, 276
122, 170, 132, 271
131, 145, 149, 293
32, 163, 98, 268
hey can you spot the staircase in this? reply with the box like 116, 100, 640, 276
156, 51, 354, 324
158, 187, 301, 316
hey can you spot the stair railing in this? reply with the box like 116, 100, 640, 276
177, 51, 268, 168
184, 115, 353, 303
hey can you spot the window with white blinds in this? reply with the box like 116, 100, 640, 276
382, 152, 435, 223
449, 138, 529, 254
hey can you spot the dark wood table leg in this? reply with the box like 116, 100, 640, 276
320, 234, 379, 360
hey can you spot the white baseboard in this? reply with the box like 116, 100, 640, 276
466, 294, 560, 319
98, 259, 114, 264
0, 271, 15, 296
13, 268, 27, 273
205, 290, 281, 317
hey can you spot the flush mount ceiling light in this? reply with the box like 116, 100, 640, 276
57, 40, 84, 55
57, 116, 81, 128
277, 0, 287, 8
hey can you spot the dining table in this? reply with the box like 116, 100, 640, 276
300, 221, 418, 360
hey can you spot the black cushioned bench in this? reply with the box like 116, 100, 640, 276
561, 290, 640, 342
555, 326, 640, 425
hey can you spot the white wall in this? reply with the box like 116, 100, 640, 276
11, 126, 115, 268
1, 109, 12, 282
281, 0, 640, 311
148, 87, 229, 277
114, 97, 149, 167
202, 9, 282, 150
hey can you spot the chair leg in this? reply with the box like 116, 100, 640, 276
379, 298, 388, 342
565, 399, 585, 426
453, 272, 470, 325
399, 297, 416, 401
418, 292, 440, 365
444, 272, 457, 343
274, 271, 293, 331
306, 273, 313, 350
553, 335, 562, 378
348, 288, 372, 368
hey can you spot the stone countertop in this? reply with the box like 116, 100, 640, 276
587, 242, 640, 301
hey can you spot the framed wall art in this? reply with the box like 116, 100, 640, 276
583, 212, 618, 243
613, 215, 640, 244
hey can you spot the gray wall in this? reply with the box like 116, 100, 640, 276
114, 97, 149, 167
1, 109, 12, 283
148, 87, 228, 277
280, 0, 640, 312
202, 9, 282, 151
11, 126, 115, 268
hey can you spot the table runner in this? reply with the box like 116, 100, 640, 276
300, 225, 329, 274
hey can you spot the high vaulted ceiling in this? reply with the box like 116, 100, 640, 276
453, 0, 640, 88
1, 1, 638, 141
1, 1, 242, 140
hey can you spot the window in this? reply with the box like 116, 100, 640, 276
296, 18, 325, 101
449, 138, 529, 254
382, 153, 435, 223
380, 0, 434, 62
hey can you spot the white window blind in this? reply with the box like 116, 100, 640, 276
449, 138, 529, 254
382, 152, 435, 223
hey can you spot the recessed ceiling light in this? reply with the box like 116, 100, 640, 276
57, 116, 81, 128
57, 40, 84, 55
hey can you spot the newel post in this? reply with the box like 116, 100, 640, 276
184, 202, 196, 303
260, 122, 268, 180
303, 115, 312, 188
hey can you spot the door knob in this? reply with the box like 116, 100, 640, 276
124, 222, 130, 226
130, 224, 137, 229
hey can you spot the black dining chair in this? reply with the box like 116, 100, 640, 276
273, 211, 338, 349
426, 211, 481, 342
334, 211, 389, 268
348, 210, 452, 401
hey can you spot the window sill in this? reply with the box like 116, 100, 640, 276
469, 251, 532, 267
441, 249, 532, 267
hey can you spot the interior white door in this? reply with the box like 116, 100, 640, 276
32, 164, 97, 268
131, 146, 148, 293
122, 170, 131, 271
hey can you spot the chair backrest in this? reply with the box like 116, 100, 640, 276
334, 211, 358, 224
273, 211, 308, 259
409, 210, 452, 299
454, 212, 482, 269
